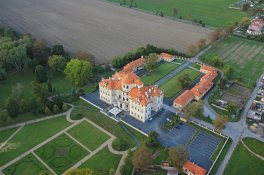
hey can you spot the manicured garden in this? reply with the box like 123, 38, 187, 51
200, 36, 264, 87
67, 121, 110, 151
80, 146, 122, 174
223, 141, 264, 175
108, 0, 248, 27
0, 127, 18, 143
160, 68, 201, 98
243, 137, 264, 157
141, 62, 179, 85
0, 116, 70, 165
35, 134, 88, 174
70, 107, 137, 148
3, 154, 51, 175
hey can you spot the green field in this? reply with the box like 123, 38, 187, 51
67, 121, 110, 151
141, 62, 179, 85
3, 154, 51, 175
160, 68, 201, 98
243, 137, 264, 157
0, 116, 70, 165
0, 127, 18, 143
201, 36, 264, 87
81, 146, 122, 174
223, 141, 264, 175
35, 134, 88, 174
0, 69, 72, 107
109, 0, 248, 27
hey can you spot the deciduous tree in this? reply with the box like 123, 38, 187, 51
48, 55, 67, 73
146, 131, 159, 148
184, 101, 204, 119
64, 59, 93, 87
144, 53, 157, 73
169, 145, 189, 169
178, 73, 191, 88
132, 145, 153, 171
35, 65, 48, 83
197, 39, 207, 50
213, 115, 229, 131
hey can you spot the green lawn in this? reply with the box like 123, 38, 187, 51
35, 134, 88, 174
80, 146, 122, 174
0, 116, 70, 165
67, 121, 110, 151
141, 62, 179, 85
223, 141, 264, 175
0, 69, 73, 107
160, 68, 201, 98
108, 0, 248, 27
200, 36, 264, 87
173, 59, 186, 64
243, 137, 264, 157
190, 63, 201, 70
0, 127, 18, 143
209, 138, 232, 175
70, 107, 137, 148
3, 154, 51, 175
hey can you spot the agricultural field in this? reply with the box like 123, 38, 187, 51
141, 62, 180, 85
160, 68, 201, 98
0, 0, 211, 63
223, 140, 264, 175
201, 36, 264, 87
108, 0, 248, 27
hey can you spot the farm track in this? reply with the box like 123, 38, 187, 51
0, 0, 212, 63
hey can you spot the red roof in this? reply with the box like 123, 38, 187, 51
174, 90, 194, 106
123, 57, 145, 72
183, 161, 206, 175
160, 53, 174, 60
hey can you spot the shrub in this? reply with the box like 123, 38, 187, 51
62, 103, 69, 112
45, 107, 51, 115
53, 104, 60, 113
112, 138, 129, 151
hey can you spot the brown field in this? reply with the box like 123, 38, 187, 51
0, 0, 212, 63
222, 84, 251, 108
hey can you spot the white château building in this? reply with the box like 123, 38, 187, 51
99, 58, 163, 122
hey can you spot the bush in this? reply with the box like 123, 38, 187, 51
0, 111, 8, 122
53, 104, 60, 113
112, 138, 129, 151
45, 107, 51, 115
62, 103, 69, 112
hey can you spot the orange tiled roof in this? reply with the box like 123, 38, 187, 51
99, 71, 143, 90
174, 90, 194, 106
123, 57, 145, 72
183, 161, 206, 175
129, 86, 162, 106
160, 53, 174, 60
200, 64, 215, 73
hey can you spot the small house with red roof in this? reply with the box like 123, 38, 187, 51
159, 53, 175, 62
183, 161, 206, 175
247, 18, 264, 35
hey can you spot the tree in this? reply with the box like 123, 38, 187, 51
52, 44, 64, 55
242, 3, 250, 11
178, 73, 191, 88
184, 101, 204, 119
186, 44, 197, 55
75, 51, 95, 64
45, 107, 51, 115
62, 103, 68, 111
53, 104, 60, 113
5, 97, 20, 118
146, 131, 159, 148
32, 40, 50, 66
112, 56, 122, 69
209, 29, 221, 43
0, 37, 29, 71
35, 65, 48, 83
239, 17, 251, 29
31, 81, 49, 109
65, 168, 94, 175
169, 145, 189, 169
144, 53, 157, 73
64, 59, 93, 87
0, 65, 7, 81
132, 145, 153, 171
173, 7, 178, 17
210, 56, 223, 67
226, 103, 237, 116
0, 110, 8, 123
222, 65, 234, 79
197, 39, 206, 50
48, 55, 67, 73
213, 115, 228, 131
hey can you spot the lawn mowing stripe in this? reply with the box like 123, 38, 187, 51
64, 132, 92, 152
221, 41, 244, 60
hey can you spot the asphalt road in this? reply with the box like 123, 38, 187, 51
0, 0, 212, 63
